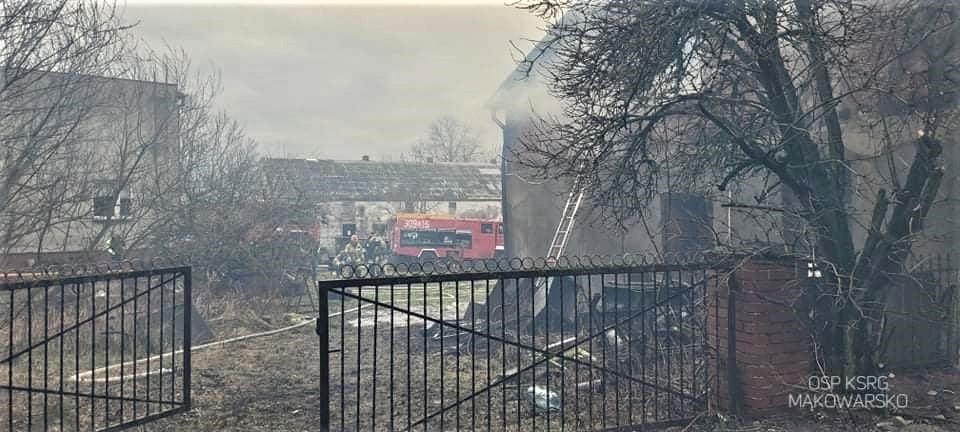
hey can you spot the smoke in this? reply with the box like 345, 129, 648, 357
123, 5, 543, 160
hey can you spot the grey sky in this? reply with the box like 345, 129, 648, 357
123, 5, 543, 160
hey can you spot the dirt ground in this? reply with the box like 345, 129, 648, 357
140, 294, 960, 432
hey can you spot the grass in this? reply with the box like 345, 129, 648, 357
345, 280, 494, 309
2, 276, 189, 431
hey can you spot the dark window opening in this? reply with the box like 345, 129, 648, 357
481, 223, 494, 234
661, 193, 713, 255
497, 224, 503, 235
93, 196, 114, 218
341, 223, 356, 237
92, 179, 131, 220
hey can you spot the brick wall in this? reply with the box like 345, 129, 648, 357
708, 258, 816, 418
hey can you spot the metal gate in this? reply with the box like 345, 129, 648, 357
318, 257, 724, 431
1, 266, 193, 431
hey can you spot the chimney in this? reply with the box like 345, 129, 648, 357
361, 155, 370, 161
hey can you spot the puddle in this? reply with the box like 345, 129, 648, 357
345, 303, 470, 328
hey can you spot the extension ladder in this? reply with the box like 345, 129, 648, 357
546, 173, 585, 258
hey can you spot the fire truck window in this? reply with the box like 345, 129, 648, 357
439, 231, 456, 245
400, 230, 437, 246
497, 224, 503, 235
456, 232, 473, 248
481, 223, 493, 234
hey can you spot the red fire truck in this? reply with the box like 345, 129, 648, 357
391, 213, 504, 263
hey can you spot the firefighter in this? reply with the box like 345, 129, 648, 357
365, 232, 388, 264
106, 235, 125, 261
335, 234, 365, 268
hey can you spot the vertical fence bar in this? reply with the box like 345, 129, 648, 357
58, 283, 65, 429
43, 283, 49, 432
530, 274, 536, 432
406, 282, 412, 431
455, 279, 461, 432
104, 278, 110, 427
88, 280, 95, 430
74, 282, 80, 430
7, 288, 13, 432
390, 281, 395, 432
371, 283, 379, 431
573, 274, 581, 431
120, 277, 126, 422
339, 287, 345, 431
317, 283, 330, 432
27, 284, 33, 431
132, 276, 138, 420
421, 281, 428, 432
502, 278, 507, 431
159, 273, 165, 414
146, 274, 152, 417
469, 278, 476, 432
183, 268, 193, 411
439, 279, 445, 430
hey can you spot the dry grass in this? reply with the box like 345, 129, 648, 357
2, 276, 189, 431
7, 276, 958, 432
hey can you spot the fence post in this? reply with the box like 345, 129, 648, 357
317, 284, 330, 431
183, 267, 193, 409
726, 271, 743, 417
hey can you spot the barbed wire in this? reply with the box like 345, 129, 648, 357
2, 250, 951, 282
0, 255, 193, 282
334, 251, 722, 278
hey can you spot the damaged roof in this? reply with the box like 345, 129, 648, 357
263, 158, 502, 202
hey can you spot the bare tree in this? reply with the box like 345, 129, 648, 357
0, 0, 131, 254
128, 47, 322, 291
515, 0, 960, 376
409, 116, 493, 163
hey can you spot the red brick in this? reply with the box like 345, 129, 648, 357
704, 258, 815, 418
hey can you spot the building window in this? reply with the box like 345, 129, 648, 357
481, 223, 494, 234
661, 192, 713, 254
448, 202, 457, 215
93, 196, 115, 218
92, 180, 131, 221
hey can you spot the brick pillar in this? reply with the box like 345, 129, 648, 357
708, 258, 816, 418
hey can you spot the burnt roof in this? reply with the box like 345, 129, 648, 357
262, 158, 502, 202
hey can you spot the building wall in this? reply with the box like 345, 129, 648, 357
499, 109, 960, 263
501, 111, 658, 259
0, 71, 180, 256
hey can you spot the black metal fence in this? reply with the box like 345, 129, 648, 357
1, 266, 193, 431
318, 257, 726, 431
879, 254, 959, 369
